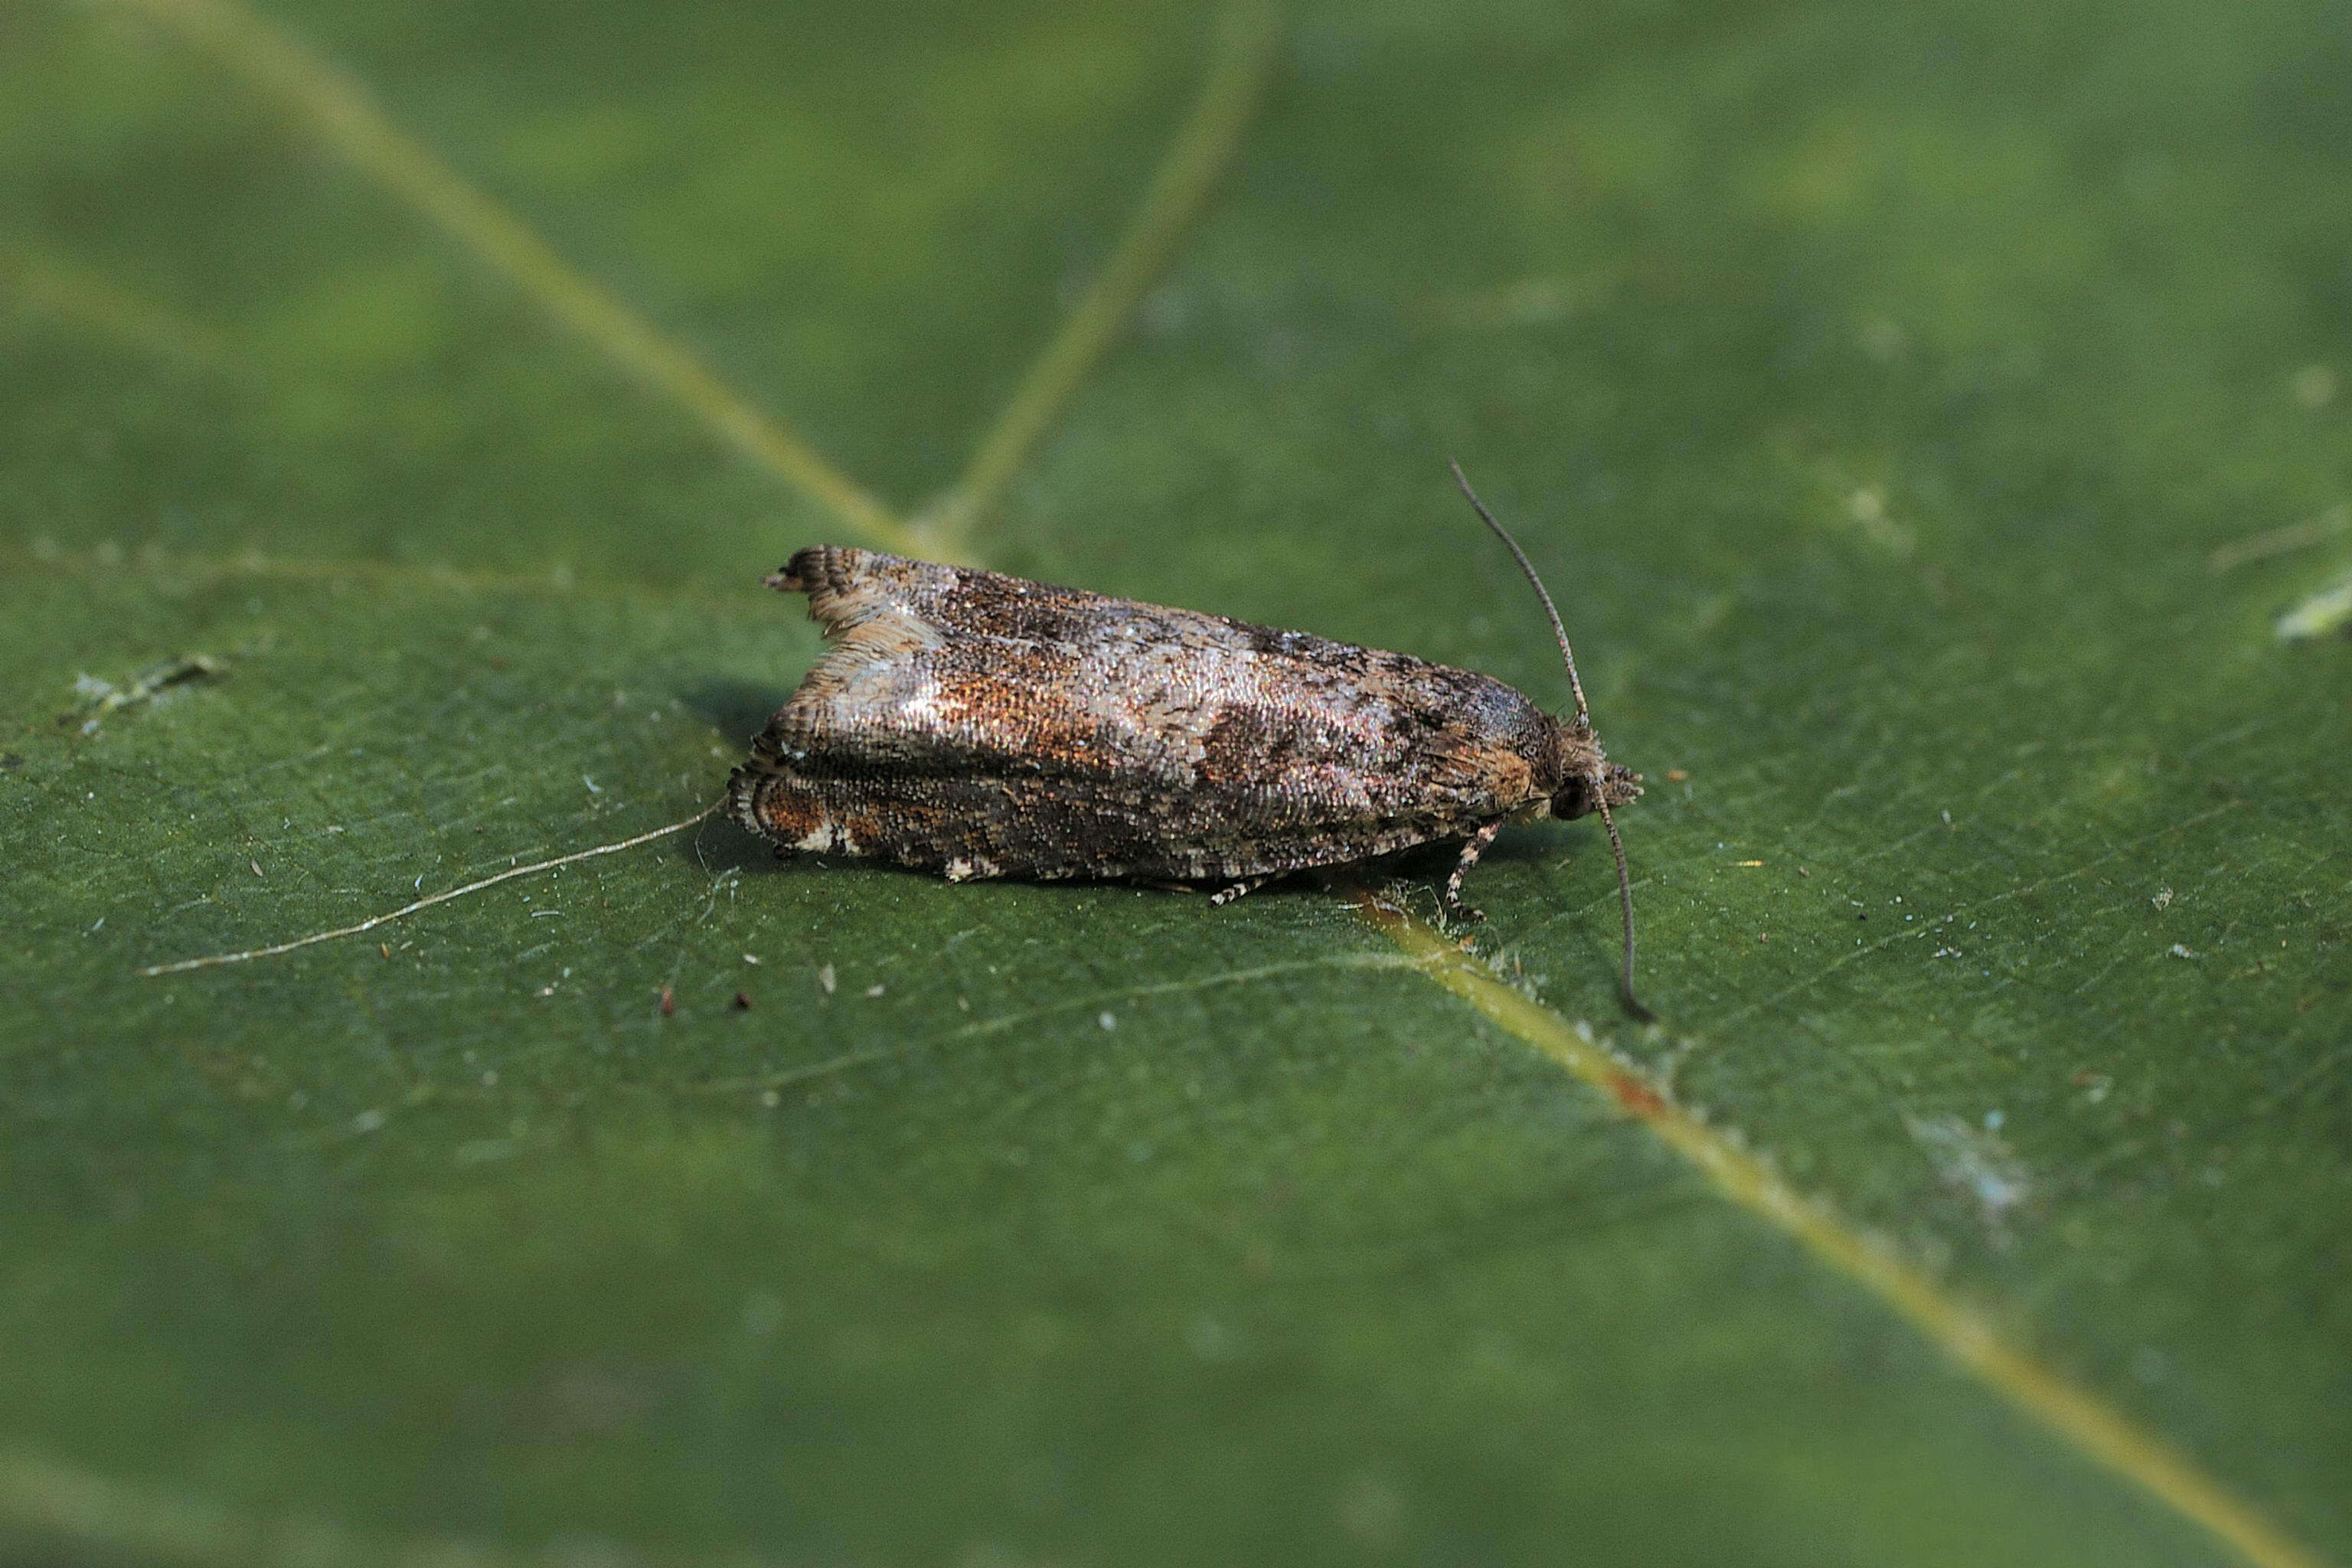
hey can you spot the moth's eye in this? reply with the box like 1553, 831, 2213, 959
1552, 777, 1596, 821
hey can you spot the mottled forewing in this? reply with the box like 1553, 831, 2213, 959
769, 547, 1537, 822
730, 547, 1560, 880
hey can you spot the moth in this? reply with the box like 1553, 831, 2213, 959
731, 463, 1651, 1017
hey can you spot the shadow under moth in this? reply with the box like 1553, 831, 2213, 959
731, 464, 1653, 1019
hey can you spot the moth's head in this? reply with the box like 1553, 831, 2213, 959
1543, 717, 1642, 822
1552, 761, 1643, 822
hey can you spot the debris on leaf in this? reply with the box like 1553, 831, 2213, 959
2275, 572, 2352, 641
64, 654, 227, 731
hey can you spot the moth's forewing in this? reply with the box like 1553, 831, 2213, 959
731, 548, 1554, 882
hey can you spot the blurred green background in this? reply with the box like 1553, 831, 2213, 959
3, 0, 2348, 1563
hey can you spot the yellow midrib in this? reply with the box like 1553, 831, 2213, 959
53, 3, 2331, 1567
1367, 897, 2325, 1568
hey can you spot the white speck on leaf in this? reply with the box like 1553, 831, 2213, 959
1906, 1114, 2030, 1227
2275, 572, 2352, 640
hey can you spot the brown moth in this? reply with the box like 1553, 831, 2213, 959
731, 463, 1650, 1016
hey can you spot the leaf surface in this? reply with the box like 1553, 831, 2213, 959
3, 1, 2348, 1564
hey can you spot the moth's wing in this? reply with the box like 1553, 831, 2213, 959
1183, 645, 1550, 825
750, 546, 1544, 844
762, 547, 1152, 777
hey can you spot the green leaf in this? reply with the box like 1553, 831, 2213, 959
4, 1, 2347, 1564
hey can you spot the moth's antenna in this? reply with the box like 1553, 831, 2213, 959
1449, 458, 1590, 728
1594, 792, 1651, 1021
1450, 457, 1649, 1021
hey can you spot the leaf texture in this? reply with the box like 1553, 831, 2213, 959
2, 1, 2347, 1564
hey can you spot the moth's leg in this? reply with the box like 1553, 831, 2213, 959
1442, 820, 1504, 923
1209, 874, 1274, 907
